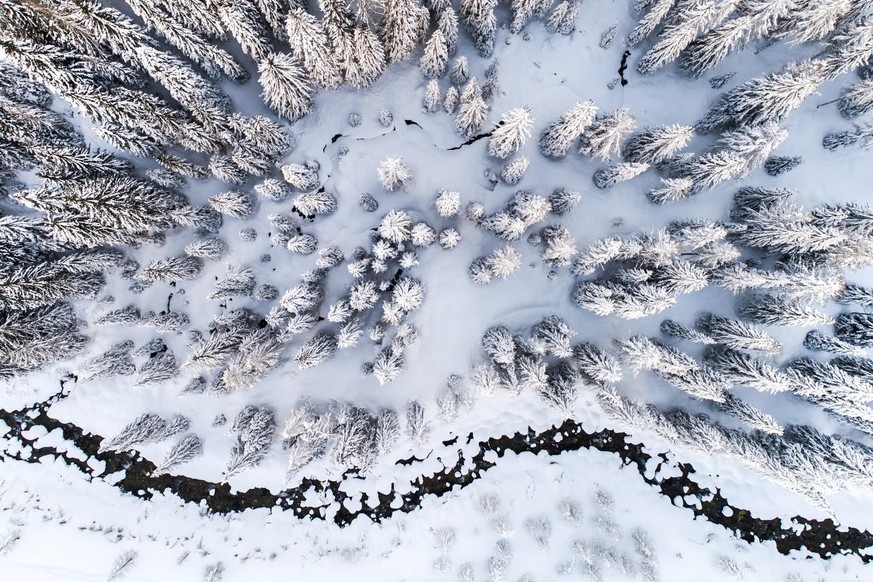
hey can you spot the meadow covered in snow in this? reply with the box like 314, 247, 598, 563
4, 0, 873, 578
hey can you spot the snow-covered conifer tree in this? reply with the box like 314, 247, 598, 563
781, 0, 855, 46
510, 0, 552, 33
804, 330, 865, 356
378, 157, 412, 191
100, 413, 187, 453
501, 156, 529, 184
540, 101, 597, 158
420, 29, 449, 78
460, 0, 498, 56
697, 313, 782, 355
456, 78, 490, 137
764, 155, 802, 176
373, 347, 405, 384
153, 434, 203, 475
540, 225, 577, 266
835, 312, 873, 347
624, 125, 693, 164
137, 256, 203, 283
381, 0, 428, 63
225, 407, 276, 478
627, 0, 676, 46
293, 191, 337, 217
593, 162, 650, 189
294, 333, 339, 369
286, 8, 342, 89
579, 108, 636, 161
699, 60, 827, 131
258, 53, 313, 122
425, 80, 442, 112
546, 0, 579, 35
486, 245, 522, 280
704, 346, 794, 393
488, 107, 534, 158
439, 228, 461, 249
209, 191, 257, 218
738, 294, 833, 327
451, 56, 469, 86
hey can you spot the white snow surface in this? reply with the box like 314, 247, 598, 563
4, 0, 873, 578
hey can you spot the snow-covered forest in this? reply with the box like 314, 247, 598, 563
3, 0, 873, 578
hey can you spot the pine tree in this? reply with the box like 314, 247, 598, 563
593, 162, 650, 189
501, 156, 529, 184
764, 155, 802, 176
410, 222, 436, 246
99, 413, 187, 453
636, 0, 739, 75
738, 294, 834, 327
293, 191, 337, 216
545, 0, 579, 35
486, 245, 522, 279
258, 52, 313, 122
125, 0, 244, 79
378, 156, 412, 191
420, 29, 449, 78
510, 0, 552, 33
137, 255, 203, 283
704, 346, 794, 393
209, 190, 257, 217
153, 434, 203, 475
460, 0, 497, 57
79, 341, 135, 381
716, 393, 783, 434
840, 283, 873, 307
540, 101, 597, 158
373, 347, 405, 384
488, 107, 534, 158
546, 188, 580, 216
804, 330, 865, 356
579, 108, 636, 161
627, 0, 676, 46
444, 85, 459, 114
381, 0, 427, 63
781, 0, 855, 46
623, 125, 693, 164
286, 7, 342, 89
697, 313, 782, 355
455, 78, 490, 137
424, 79, 442, 112
439, 228, 461, 249
218, 1, 272, 61
451, 56, 469, 86
835, 312, 873, 347
698, 60, 827, 131
225, 406, 276, 478
680, 0, 798, 78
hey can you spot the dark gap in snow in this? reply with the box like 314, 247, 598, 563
403, 120, 422, 129
395, 453, 429, 466
447, 131, 494, 151
618, 50, 631, 87
442, 436, 458, 446
166, 293, 173, 312
2, 390, 873, 563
